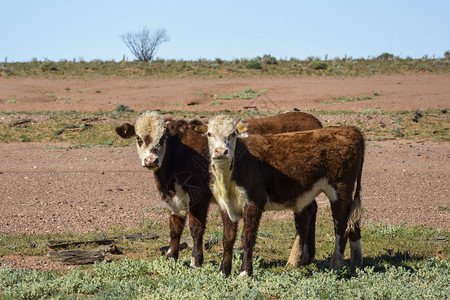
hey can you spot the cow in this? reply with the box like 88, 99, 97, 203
115, 111, 322, 269
197, 114, 364, 277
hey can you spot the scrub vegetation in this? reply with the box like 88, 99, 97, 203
1, 53, 449, 79
1, 109, 448, 149
1, 210, 448, 299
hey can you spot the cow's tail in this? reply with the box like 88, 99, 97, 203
346, 134, 364, 234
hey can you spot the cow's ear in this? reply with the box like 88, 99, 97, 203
190, 119, 208, 134
115, 123, 136, 139
235, 120, 249, 137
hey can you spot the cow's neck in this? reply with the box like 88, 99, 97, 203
210, 160, 248, 222
211, 161, 233, 192
153, 136, 178, 197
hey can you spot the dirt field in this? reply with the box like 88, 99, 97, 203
0, 74, 449, 236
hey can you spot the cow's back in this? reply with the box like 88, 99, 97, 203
247, 112, 322, 135
234, 126, 364, 202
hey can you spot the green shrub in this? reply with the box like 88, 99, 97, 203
262, 54, 278, 65
310, 60, 328, 70
246, 60, 263, 70
444, 50, 450, 59
40, 61, 58, 72
114, 104, 134, 112
377, 52, 395, 61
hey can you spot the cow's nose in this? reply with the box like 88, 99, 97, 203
214, 147, 229, 158
144, 157, 159, 167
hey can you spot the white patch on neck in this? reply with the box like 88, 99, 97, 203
211, 162, 248, 222
164, 183, 190, 217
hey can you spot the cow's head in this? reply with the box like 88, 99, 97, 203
195, 115, 249, 168
115, 111, 167, 170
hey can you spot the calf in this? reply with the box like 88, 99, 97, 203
199, 115, 364, 276
115, 111, 322, 268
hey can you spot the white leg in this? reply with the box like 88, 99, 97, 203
330, 234, 344, 270
238, 271, 248, 278
286, 235, 301, 267
190, 257, 197, 268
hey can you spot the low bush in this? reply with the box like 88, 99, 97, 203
246, 61, 263, 70
310, 60, 328, 70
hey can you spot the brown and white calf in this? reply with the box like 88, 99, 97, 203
115, 111, 322, 269
198, 115, 364, 276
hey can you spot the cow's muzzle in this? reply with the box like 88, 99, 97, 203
144, 157, 159, 169
213, 147, 229, 160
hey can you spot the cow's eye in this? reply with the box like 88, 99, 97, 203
136, 136, 143, 146
207, 132, 212, 137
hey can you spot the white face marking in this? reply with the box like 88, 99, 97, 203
164, 183, 190, 217
134, 111, 167, 169
206, 115, 239, 163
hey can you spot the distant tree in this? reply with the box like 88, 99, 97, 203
444, 50, 450, 59
120, 27, 169, 62
377, 52, 394, 61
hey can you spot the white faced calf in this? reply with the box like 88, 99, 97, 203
116, 111, 168, 170
200, 115, 365, 277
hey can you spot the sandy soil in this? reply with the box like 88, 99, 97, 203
1, 74, 449, 113
0, 74, 449, 270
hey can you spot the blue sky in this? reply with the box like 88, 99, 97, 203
2, 0, 449, 62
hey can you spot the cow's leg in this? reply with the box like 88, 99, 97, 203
329, 193, 352, 271
188, 201, 208, 268
287, 200, 317, 266
306, 200, 318, 261
219, 210, 238, 276
348, 219, 362, 275
240, 202, 262, 277
167, 214, 186, 260
347, 191, 363, 275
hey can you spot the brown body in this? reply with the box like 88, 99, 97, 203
116, 112, 322, 268
207, 124, 364, 276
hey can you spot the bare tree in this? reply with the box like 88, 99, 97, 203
121, 27, 169, 62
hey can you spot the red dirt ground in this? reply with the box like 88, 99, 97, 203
1, 74, 449, 113
0, 74, 448, 270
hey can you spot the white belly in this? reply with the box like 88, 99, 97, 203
264, 178, 338, 212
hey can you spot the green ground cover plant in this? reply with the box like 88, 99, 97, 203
0, 212, 448, 299
212, 88, 268, 100
320, 91, 384, 104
